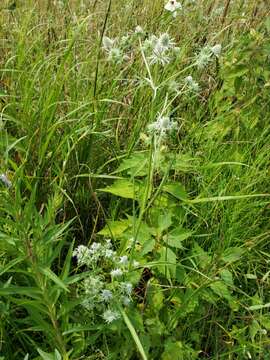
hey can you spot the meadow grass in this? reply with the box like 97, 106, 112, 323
0, 0, 270, 359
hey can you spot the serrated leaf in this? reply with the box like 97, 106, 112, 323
165, 228, 191, 249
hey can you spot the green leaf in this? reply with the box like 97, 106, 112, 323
220, 269, 234, 286
39, 267, 69, 292
165, 228, 191, 248
37, 349, 61, 360
248, 303, 270, 311
221, 247, 244, 263
98, 219, 130, 237
99, 179, 140, 200
120, 309, 148, 360
141, 238, 155, 255
163, 183, 188, 201
158, 247, 176, 279
210, 281, 232, 301
113, 152, 149, 177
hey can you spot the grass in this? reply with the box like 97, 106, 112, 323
0, 0, 270, 359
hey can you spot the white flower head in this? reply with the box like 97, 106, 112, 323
210, 44, 222, 57
196, 47, 212, 69
103, 309, 120, 323
122, 296, 131, 306
105, 249, 115, 259
0, 174, 12, 188
184, 75, 200, 92
110, 268, 123, 278
135, 25, 144, 35
100, 289, 113, 302
121, 282, 133, 295
158, 33, 175, 51
165, 0, 182, 17
84, 276, 103, 295
119, 255, 128, 266
102, 36, 115, 52
73, 245, 91, 266
148, 115, 178, 137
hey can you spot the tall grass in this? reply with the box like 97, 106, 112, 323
0, 0, 270, 359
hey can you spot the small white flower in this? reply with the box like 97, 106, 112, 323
119, 255, 128, 265
133, 260, 140, 268
102, 36, 115, 51
73, 245, 91, 266
103, 309, 120, 323
101, 289, 113, 302
121, 282, 133, 295
90, 242, 101, 252
84, 276, 103, 295
0, 174, 12, 188
148, 115, 177, 137
111, 268, 123, 277
210, 44, 222, 57
184, 75, 200, 92
164, 0, 182, 17
135, 25, 144, 34
122, 296, 131, 306
105, 249, 115, 259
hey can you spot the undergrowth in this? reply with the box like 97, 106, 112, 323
0, 0, 270, 359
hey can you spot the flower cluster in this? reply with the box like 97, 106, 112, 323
148, 114, 178, 138
196, 44, 222, 69
73, 240, 138, 323
143, 33, 179, 66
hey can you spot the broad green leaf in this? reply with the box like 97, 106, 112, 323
220, 269, 234, 286
98, 179, 140, 200
221, 247, 244, 263
163, 183, 188, 201
165, 228, 192, 248
210, 281, 232, 301
98, 219, 130, 237
141, 238, 155, 255
113, 152, 149, 177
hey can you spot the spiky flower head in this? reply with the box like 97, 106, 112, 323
103, 309, 120, 323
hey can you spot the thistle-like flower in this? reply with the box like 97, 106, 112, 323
148, 115, 178, 137
100, 289, 113, 302
110, 268, 123, 278
119, 255, 128, 266
210, 44, 222, 57
103, 309, 120, 323
184, 75, 199, 92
